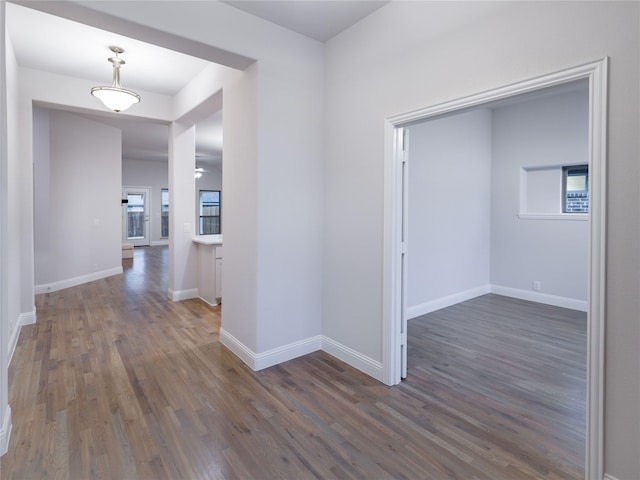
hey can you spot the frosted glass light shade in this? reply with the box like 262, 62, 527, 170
91, 86, 140, 113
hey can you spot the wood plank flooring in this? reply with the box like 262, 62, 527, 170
1, 246, 585, 479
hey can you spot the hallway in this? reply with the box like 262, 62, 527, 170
1, 246, 584, 479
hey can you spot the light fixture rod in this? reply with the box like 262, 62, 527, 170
113, 63, 121, 87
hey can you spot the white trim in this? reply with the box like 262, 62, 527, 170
19, 309, 36, 327
255, 336, 322, 370
490, 285, 588, 312
382, 120, 404, 385
198, 296, 219, 307
407, 285, 587, 318
0, 405, 11, 456
407, 285, 491, 319
518, 213, 588, 221
218, 330, 382, 381
151, 240, 169, 247
34, 266, 122, 294
167, 288, 198, 302
322, 336, 384, 382
586, 55, 607, 480
383, 58, 607, 480
603, 474, 620, 480
219, 328, 256, 368
8, 308, 36, 363
219, 328, 323, 371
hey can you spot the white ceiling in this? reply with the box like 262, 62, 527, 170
6, 1, 389, 166
6, 3, 212, 96
221, 0, 389, 42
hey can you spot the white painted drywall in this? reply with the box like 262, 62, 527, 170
34, 110, 122, 286
491, 90, 589, 301
168, 122, 198, 297
221, 64, 259, 351
254, 59, 324, 353
324, 2, 639, 477
4, 16, 20, 352
75, 0, 325, 354
406, 90, 589, 313
33, 107, 51, 284
0, 2, 11, 455
406, 109, 492, 311
521, 167, 564, 214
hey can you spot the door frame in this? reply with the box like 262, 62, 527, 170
122, 186, 151, 247
382, 58, 608, 480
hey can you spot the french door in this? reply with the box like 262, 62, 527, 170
123, 187, 150, 247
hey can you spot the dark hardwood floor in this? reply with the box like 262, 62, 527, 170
1, 246, 586, 479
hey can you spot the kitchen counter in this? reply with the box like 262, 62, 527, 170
192, 234, 223, 245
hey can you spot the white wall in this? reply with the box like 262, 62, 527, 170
73, 0, 325, 358
168, 122, 198, 298
0, 1, 12, 455
324, 2, 639, 477
407, 109, 492, 316
33, 107, 51, 284
491, 89, 589, 301
34, 110, 122, 289
406, 89, 589, 316
5, 11, 21, 355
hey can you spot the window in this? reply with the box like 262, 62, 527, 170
563, 165, 589, 213
199, 190, 221, 235
161, 188, 169, 237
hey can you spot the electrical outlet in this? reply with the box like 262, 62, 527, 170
532, 280, 541, 291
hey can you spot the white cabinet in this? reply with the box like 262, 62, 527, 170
215, 247, 223, 300
192, 236, 223, 306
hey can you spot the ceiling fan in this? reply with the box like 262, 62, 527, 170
195, 166, 208, 179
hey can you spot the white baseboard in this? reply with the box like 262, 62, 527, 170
219, 328, 257, 368
34, 266, 123, 294
255, 336, 322, 370
8, 308, 37, 364
198, 296, 219, 307
219, 330, 384, 382
0, 405, 11, 456
407, 284, 491, 319
491, 285, 588, 312
168, 288, 199, 301
321, 336, 384, 382
219, 328, 323, 371
219, 329, 384, 381
603, 474, 620, 480
151, 240, 169, 247
408, 284, 587, 317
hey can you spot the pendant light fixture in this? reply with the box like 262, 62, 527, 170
91, 46, 141, 112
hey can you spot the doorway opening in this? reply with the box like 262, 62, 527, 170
383, 59, 607, 480
123, 187, 151, 247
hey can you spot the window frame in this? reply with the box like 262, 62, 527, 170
198, 190, 221, 235
562, 164, 589, 213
